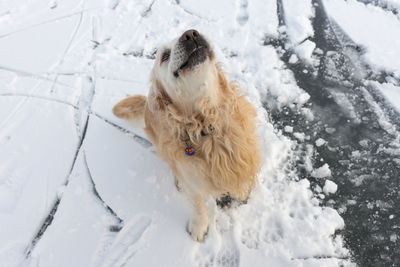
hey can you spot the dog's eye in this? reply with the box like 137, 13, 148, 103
161, 50, 170, 63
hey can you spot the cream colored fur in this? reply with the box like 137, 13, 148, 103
113, 33, 261, 241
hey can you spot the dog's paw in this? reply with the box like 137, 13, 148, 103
187, 217, 208, 242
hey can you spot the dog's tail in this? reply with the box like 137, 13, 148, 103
112, 95, 146, 127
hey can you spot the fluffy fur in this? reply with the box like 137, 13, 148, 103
113, 30, 261, 241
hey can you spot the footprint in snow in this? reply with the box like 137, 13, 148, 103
236, 0, 249, 26
99, 215, 152, 267
194, 212, 240, 267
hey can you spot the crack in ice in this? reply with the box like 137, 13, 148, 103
50, 0, 86, 93
83, 152, 124, 227
0, 8, 101, 39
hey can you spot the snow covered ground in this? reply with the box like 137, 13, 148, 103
0, 0, 399, 266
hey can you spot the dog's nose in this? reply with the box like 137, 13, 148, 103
180, 29, 199, 42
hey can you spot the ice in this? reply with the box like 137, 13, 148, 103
329, 90, 360, 123
384, 0, 400, 11
324, 0, 400, 74
30, 153, 117, 267
294, 39, 316, 64
0, 97, 77, 263
4, 0, 393, 266
288, 54, 299, 64
390, 234, 398, 242
362, 88, 399, 137
284, 125, 293, 133
311, 164, 332, 178
293, 132, 306, 141
369, 81, 400, 112
323, 180, 338, 195
315, 138, 326, 147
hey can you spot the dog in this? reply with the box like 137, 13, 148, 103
112, 29, 261, 241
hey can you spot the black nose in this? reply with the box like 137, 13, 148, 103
180, 29, 199, 42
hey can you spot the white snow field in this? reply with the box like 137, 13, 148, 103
3, 0, 400, 266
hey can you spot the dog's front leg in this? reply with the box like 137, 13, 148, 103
187, 194, 208, 242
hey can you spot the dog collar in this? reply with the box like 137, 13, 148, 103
183, 125, 214, 156
185, 144, 195, 156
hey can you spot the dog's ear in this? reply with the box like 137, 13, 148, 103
112, 95, 146, 120
148, 80, 171, 112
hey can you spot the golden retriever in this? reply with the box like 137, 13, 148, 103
112, 29, 261, 241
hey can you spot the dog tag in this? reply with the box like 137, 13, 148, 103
185, 146, 195, 156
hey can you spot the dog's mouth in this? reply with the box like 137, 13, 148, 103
179, 46, 207, 70
173, 30, 214, 78
171, 30, 214, 78
173, 46, 209, 78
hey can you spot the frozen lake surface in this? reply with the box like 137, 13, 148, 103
0, 0, 399, 266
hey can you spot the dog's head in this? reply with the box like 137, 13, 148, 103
150, 30, 219, 107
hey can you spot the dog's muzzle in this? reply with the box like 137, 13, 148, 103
172, 29, 213, 77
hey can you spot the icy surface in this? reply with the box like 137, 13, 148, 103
324, 0, 400, 74
2, 0, 400, 266
369, 81, 400, 112
274, 0, 400, 265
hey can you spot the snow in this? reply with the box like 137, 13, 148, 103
324, 0, 400, 74
246, 0, 279, 38
234, 45, 310, 110
1, 0, 386, 266
384, 0, 400, 10
316, 138, 326, 147
293, 132, 306, 141
369, 81, 400, 112
284, 125, 293, 133
362, 88, 399, 137
323, 180, 338, 195
329, 90, 360, 123
281, 0, 319, 66
31, 152, 118, 267
288, 54, 298, 64
0, 97, 77, 264
282, 0, 314, 45
311, 164, 332, 179
294, 39, 316, 64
